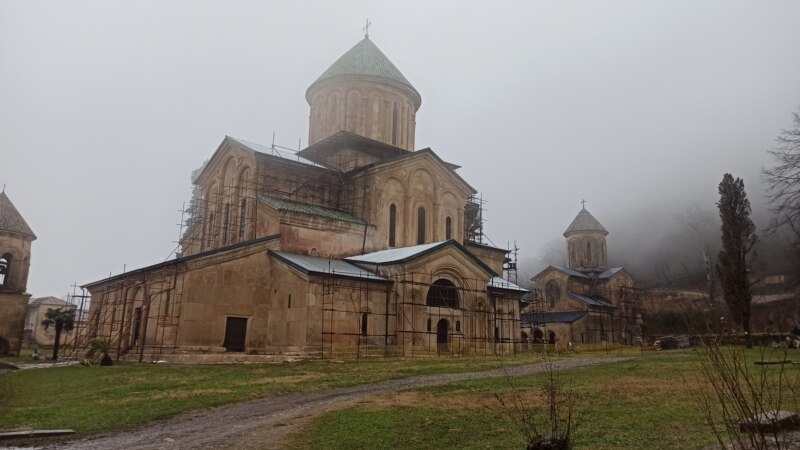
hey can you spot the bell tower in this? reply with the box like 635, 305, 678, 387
563, 203, 609, 273
0, 190, 36, 355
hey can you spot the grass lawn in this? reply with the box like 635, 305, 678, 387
287, 348, 800, 450
0, 348, 627, 436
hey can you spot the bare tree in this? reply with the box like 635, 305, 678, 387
716, 174, 757, 347
764, 107, 800, 238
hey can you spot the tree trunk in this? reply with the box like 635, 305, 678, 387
52, 322, 62, 360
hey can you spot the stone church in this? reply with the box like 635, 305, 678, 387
0, 191, 36, 356
523, 207, 642, 347
84, 35, 527, 362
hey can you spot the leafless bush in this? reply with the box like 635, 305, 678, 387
495, 361, 577, 450
692, 336, 800, 449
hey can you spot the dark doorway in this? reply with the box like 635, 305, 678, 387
548, 330, 556, 344
533, 328, 544, 343
131, 307, 142, 347
436, 319, 448, 353
223, 317, 247, 352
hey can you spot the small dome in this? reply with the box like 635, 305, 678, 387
0, 192, 36, 240
307, 37, 420, 107
563, 207, 608, 237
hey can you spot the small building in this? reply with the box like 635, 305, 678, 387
24, 296, 79, 350
524, 206, 642, 347
0, 191, 36, 355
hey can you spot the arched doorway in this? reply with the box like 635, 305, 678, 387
436, 319, 449, 353
548, 330, 556, 344
533, 328, 544, 343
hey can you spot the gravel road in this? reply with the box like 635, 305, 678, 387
47, 357, 630, 449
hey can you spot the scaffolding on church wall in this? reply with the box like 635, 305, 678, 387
320, 268, 525, 360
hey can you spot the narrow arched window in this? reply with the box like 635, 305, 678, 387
586, 242, 592, 263
206, 212, 215, 247
238, 198, 247, 239
389, 204, 397, 247
455, 320, 461, 332
0, 253, 11, 287
391, 103, 398, 146
601, 242, 606, 262
445, 216, 452, 240
361, 313, 368, 337
417, 207, 426, 245
427, 318, 432, 332
222, 204, 230, 245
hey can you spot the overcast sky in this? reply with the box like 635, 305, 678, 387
2, 1, 799, 298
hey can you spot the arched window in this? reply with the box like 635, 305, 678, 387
207, 212, 216, 247
238, 198, 247, 239
417, 207, 426, 245
570, 242, 577, 263
545, 280, 560, 308
222, 204, 230, 245
361, 313, 368, 337
601, 242, 606, 262
445, 216, 452, 240
427, 318, 432, 332
0, 253, 10, 287
585, 241, 592, 263
426, 279, 459, 309
389, 204, 397, 247
391, 103, 398, 145
455, 320, 461, 332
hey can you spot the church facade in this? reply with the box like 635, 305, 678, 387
84, 36, 526, 362
523, 207, 642, 347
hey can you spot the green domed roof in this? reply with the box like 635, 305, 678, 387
310, 37, 420, 103
563, 207, 608, 237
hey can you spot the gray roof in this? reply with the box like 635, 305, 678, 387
0, 192, 36, 240
229, 136, 323, 168
563, 207, 608, 237
549, 266, 591, 279
488, 277, 529, 293
597, 267, 624, 278
569, 293, 615, 309
258, 195, 368, 225
522, 311, 587, 325
28, 296, 72, 306
346, 241, 444, 265
270, 251, 388, 282
309, 37, 420, 105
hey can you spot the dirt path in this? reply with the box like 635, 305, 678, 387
48, 357, 631, 450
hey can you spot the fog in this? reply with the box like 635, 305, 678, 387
2, 1, 800, 297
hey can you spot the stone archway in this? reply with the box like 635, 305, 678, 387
436, 319, 449, 353
548, 330, 556, 344
533, 328, 544, 343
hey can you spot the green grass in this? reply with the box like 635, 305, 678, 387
288, 349, 800, 450
0, 350, 606, 436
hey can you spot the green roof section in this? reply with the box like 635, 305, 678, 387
310, 37, 419, 102
258, 194, 368, 225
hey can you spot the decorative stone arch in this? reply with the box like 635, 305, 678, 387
533, 328, 544, 343
583, 237, 594, 265
426, 279, 460, 309
345, 88, 363, 133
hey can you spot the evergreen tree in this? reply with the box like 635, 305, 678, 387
716, 174, 757, 346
